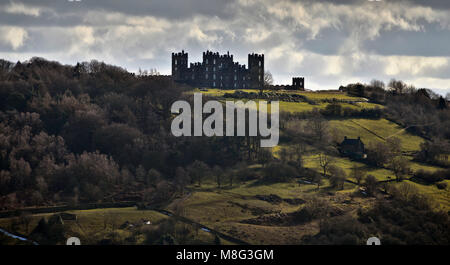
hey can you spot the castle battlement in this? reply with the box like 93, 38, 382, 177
249, 53, 264, 59
171, 50, 303, 90
173, 50, 188, 57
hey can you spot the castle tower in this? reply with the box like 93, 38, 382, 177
202, 50, 221, 88
172, 50, 188, 81
248, 53, 264, 89
292, 77, 305, 90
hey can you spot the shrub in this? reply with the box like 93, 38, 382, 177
263, 162, 297, 183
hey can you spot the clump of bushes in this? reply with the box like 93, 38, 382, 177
413, 169, 450, 184
262, 162, 297, 183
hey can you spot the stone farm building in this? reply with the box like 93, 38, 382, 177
172, 50, 304, 90
339, 136, 366, 159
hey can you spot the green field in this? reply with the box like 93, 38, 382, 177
195, 88, 367, 102
329, 118, 425, 152
302, 153, 395, 182
212, 99, 382, 114
192, 88, 385, 114
0, 206, 240, 245
0, 207, 170, 244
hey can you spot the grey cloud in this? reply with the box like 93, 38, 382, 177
0, 0, 449, 92
363, 24, 450, 56
297, 0, 450, 9
4, 0, 234, 20
407, 0, 450, 9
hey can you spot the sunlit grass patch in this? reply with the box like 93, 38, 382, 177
392, 180, 450, 211
302, 154, 394, 182
329, 118, 425, 152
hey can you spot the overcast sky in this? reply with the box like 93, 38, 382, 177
0, 0, 449, 94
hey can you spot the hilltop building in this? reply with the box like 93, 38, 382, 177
172, 50, 304, 90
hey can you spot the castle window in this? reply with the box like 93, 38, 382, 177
213, 67, 215, 71
206, 67, 208, 71
192, 74, 194, 80
258, 75, 261, 81
259, 61, 261, 67
213, 74, 216, 80
206, 59, 208, 64
213, 59, 216, 64
234, 75, 237, 81
220, 76, 222, 80
213, 81, 216, 87
243, 77, 245, 81
175, 67, 177, 71
206, 74, 208, 79
234, 83, 237, 88
175, 59, 177, 65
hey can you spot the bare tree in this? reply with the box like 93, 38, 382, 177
386, 137, 402, 157
314, 174, 323, 190
319, 153, 333, 178
351, 166, 366, 186
292, 143, 305, 167
367, 142, 391, 167
138, 68, 160, 76
257, 148, 273, 167
363, 175, 378, 196
329, 165, 346, 190
279, 148, 290, 164
212, 165, 223, 188
304, 196, 331, 220
390, 156, 410, 182
175, 167, 188, 194
262, 71, 273, 95
149, 68, 160, 76
390, 182, 420, 202
388, 79, 406, 94
227, 171, 234, 187
370, 79, 385, 90
147, 168, 161, 187
187, 160, 209, 187
308, 110, 328, 142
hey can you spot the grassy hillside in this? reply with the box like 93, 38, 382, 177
166, 178, 361, 244
196, 88, 383, 113
329, 118, 425, 152
196, 88, 367, 102
0, 207, 169, 244
1, 87, 447, 245
175, 88, 449, 244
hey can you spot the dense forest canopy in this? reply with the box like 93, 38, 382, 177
0, 57, 254, 209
